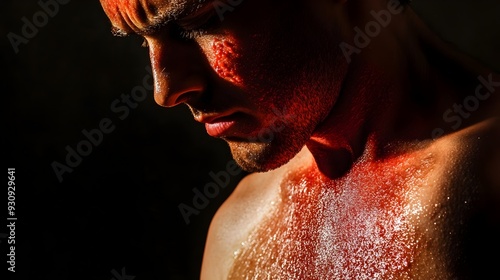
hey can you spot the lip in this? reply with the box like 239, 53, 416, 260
205, 120, 237, 137
196, 112, 256, 138
194, 113, 237, 137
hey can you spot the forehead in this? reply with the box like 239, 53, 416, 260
100, 0, 211, 35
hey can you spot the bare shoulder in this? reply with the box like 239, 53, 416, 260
200, 146, 312, 279
427, 118, 500, 277
430, 118, 500, 203
434, 118, 500, 182
200, 168, 285, 280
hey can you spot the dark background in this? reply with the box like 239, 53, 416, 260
1, 1, 499, 280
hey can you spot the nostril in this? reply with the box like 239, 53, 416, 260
153, 79, 204, 108
153, 79, 205, 107
173, 90, 202, 106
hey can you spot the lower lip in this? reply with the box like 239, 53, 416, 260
205, 121, 237, 137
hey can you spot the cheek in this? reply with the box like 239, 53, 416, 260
211, 38, 243, 85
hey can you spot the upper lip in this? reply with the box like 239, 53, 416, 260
194, 113, 235, 124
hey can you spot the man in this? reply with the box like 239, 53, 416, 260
99, 0, 500, 278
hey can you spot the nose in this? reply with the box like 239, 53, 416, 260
148, 37, 206, 107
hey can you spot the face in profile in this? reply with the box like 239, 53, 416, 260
100, 0, 349, 172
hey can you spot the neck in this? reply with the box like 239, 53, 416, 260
306, 6, 498, 179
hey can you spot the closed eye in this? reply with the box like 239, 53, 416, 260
136, 2, 222, 44
175, 6, 220, 40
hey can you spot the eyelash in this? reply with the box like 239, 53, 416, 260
140, 25, 210, 48
176, 10, 220, 40
178, 28, 208, 40
139, 9, 219, 47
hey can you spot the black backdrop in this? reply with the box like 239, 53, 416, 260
2, 1, 499, 280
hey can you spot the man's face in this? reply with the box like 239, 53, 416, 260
100, 0, 348, 172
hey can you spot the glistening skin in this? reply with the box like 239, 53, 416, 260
99, 0, 500, 279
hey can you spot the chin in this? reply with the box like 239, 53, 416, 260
226, 133, 307, 173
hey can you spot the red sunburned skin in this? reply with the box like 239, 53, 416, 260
212, 38, 243, 84
228, 151, 434, 279
101, 0, 144, 28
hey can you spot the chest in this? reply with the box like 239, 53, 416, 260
228, 158, 442, 279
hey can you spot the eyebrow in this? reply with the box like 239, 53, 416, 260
111, 12, 171, 37
110, 0, 213, 37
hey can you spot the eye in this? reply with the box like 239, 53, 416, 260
178, 28, 209, 40
175, 7, 220, 40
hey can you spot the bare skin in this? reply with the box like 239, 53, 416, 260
99, 0, 500, 279
204, 121, 500, 279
